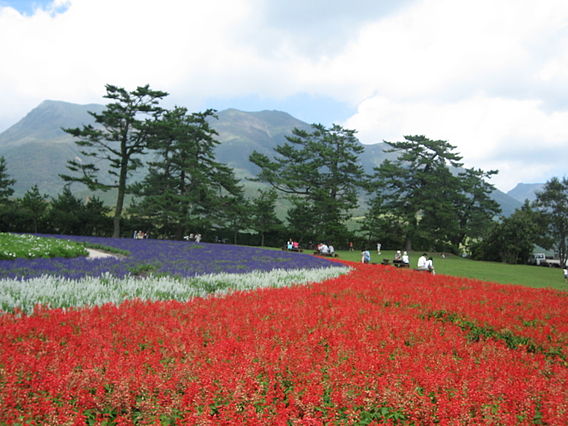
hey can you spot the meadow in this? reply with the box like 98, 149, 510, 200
0, 234, 567, 424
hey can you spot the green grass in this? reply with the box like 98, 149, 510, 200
0, 233, 88, 260
333, 249, 567, 291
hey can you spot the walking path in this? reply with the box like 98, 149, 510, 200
86, 248, 118, 259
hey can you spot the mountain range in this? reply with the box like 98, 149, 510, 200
0, 100, 542, 216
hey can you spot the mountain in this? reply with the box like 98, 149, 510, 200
213, 108, 312, 179
0, 100, 522, 216
507, 183, 545, 204
0, 100, 105, 197
0, 100, 104, 147
489, 189, 522, 217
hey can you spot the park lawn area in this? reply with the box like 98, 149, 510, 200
0, 233, 88, 260
332, 249, 567, 291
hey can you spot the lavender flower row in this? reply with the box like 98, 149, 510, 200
0, 235, 343, 280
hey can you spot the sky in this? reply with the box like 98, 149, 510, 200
1, 0, 567, 192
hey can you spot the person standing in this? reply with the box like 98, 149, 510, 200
377, 242, 382, 255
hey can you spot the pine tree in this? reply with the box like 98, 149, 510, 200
250, 189, 283, 246
534, 177, 568, 266
372, 135, 463, 251
46, 187, 85, 235
20, 185, 48, 233
61, 84, 168, 237
0, 156, 15, 202
133, 107, 242, 239
250, 123, 365, 243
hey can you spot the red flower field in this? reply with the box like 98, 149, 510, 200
1, 260, 567, 424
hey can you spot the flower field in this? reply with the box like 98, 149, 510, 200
0, 235, 339, 280
0, 238, 567, 424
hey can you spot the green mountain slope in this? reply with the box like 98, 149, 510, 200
0, 100, 103, 147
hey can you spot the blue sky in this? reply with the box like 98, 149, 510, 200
0, 0, 63, 14
1, 0, 567, 191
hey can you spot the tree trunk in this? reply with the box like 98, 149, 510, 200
113, 158, 129, 238
175, 225, 184, 241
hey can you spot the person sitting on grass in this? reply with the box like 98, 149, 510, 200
417, 253, 428, 271
426, 256, 435, 274
287, 239, 293, 250
361, 249, 371, 264
402, 251, 410, 267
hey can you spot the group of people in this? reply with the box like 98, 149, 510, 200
316, 242, 335, 256
183, 233, 202, 242
360, 248, 435, 274
417, 253, 435, 274
286, 239, 301, 251
132, 230, 148, 239
393, 250, 410, 267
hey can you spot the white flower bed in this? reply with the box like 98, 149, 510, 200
0, 267, 348, 315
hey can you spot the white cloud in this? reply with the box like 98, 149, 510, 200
1, 0, 568, 191
344, 95, 568, 191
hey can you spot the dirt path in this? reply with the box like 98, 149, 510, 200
86, 248, 118, 259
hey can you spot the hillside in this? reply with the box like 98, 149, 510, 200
0, 100, 522, 216
507, 182, 545, 203
0, 100, 103, 147
214, 108, 312, 179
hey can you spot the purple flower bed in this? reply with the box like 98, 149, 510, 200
0, 235, 342, 280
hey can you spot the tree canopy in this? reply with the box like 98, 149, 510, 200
534, 177, 568, 266
471, 201, 544, 264
370, 135, 499, 252
250, 123, 366, 243
132, 107, 243, 240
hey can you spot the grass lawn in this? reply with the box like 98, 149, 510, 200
0, 233, 88, 260
331, 249, 567, 291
